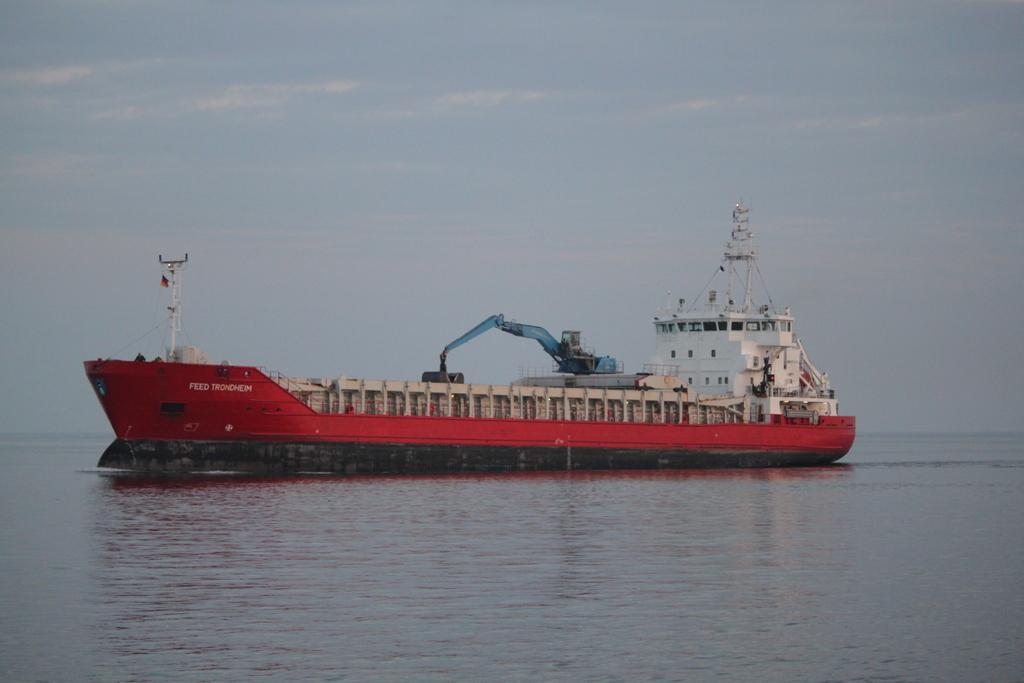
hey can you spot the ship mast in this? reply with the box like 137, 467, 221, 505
159, 254, 188, 361
724, 202, 756, 313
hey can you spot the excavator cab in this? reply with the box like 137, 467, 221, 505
560, 330, 582, 354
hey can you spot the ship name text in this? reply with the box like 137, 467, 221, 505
189, 382, 254, 392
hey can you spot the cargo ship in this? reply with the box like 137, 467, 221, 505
86, 203, 855, 473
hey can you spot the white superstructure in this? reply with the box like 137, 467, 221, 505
650, 202, 838, 422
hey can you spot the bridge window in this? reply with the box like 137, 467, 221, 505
670, 350, 676, 358
688, 322, 701, 331
669, 323, 676, 332
711, 349, 716, 357
746, 322, 760, 331
763, 321, 776, 331
688, 350, 693, 358
703, 321, 717, 331
731, 321, 743, 331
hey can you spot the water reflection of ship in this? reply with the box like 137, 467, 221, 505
89, 467, 853, 673
544, 467, 854, 614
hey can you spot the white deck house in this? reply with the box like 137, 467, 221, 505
650, 202, 839, 422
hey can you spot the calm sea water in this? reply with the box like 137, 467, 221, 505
1, 433, 1021, 683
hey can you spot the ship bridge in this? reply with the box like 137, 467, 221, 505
651, 202, 836, 419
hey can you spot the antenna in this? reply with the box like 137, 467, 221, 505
159, 254, 188, 361
724, 201, 756, 313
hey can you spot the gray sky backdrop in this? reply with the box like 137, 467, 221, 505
2, 0, 1022, 434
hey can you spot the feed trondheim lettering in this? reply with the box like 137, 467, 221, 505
189, 382, 254, 392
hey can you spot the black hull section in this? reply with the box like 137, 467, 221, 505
98, 439, 846, 474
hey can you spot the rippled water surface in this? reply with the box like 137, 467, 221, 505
1, 433, 1022, 682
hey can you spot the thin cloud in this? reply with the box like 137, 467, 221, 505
794, 109, 974, 130
646, 96, 760, 118
3, 66, 93, 85
430, 90, 546, 108
91, 107, 143, 121
2, 154, 92, 179
659, 99, 718, 113
194, 80, 357, 112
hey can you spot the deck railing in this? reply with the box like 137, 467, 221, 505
765, 386, 835, 399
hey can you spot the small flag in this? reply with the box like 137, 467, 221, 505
161, 276, 170, 288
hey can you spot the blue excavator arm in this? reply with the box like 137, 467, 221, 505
441, 315, 510, 360
436, 314, 620, 376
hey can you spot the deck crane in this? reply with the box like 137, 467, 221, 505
422, 314, 621, 383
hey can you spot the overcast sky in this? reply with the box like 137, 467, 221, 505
1, 0, 1022, 435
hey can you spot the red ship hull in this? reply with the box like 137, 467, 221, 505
85, 359, 856, 474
